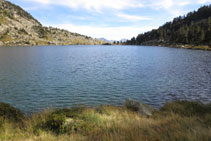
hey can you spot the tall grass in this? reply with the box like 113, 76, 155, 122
0, 101, 211, 141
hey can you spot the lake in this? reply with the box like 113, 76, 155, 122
0, 45, 211, 114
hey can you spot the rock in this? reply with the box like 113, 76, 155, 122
64, 118, 74, 126
0, 41, 3, 46
125, 99, 155, 116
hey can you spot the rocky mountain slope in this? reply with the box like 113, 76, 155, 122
0, 0, 105, 46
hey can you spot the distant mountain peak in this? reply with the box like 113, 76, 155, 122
97, 38, 114, 43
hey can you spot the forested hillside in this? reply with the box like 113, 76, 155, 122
126, 5, 211, 49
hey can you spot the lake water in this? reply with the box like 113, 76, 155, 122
0, 45, 211, 113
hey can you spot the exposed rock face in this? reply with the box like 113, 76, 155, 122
125, 99, 155, 116
0, 0, 105, 46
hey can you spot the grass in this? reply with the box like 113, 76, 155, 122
181, 45, 211, 51
0, 101, 211, 141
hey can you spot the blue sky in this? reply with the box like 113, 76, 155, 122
9, 0, 211, 40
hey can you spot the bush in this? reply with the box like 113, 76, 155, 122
0, 103, 24, 123
18, 28, 28, 34
32, 26, 46, 38
45, 107, 85, 133
46, 112, 67, 133
159, 101, 211, 117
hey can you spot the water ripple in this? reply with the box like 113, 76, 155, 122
0, 45, 211, 113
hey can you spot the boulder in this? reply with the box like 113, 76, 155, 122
125, 99, 155, 116
64, 118, 74, 126
0, 41, 3, 46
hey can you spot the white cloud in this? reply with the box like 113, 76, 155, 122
24, 0, 211, 12
23, 0, 211, 16
155, 0, 174, 9
178, 1, 190, 6
143, 0, 192, 17
24, 0, 143, 12
144, 0, 210, 9
197, 0, 211, 4
21, 0, 211, 40
139, 0, 210, 17
116, 13, 151, 21
48, 23, 157, 40
27, 0, 50, 4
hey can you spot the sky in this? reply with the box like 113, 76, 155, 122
8, 0, 211, 40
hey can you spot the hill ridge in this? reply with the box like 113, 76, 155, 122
0, 0, 105, 46
126, 5, 211, 50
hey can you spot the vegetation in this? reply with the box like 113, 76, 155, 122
125, 5, 211, 50
0, 103, 24, 123
0, 101, 211, 140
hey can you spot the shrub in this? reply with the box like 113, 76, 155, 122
159, 101, 211, 117
45, 107, 85, 133
0, 103, 25, 123
2, 10, 13, 19
18, 28, 28, 34
46, 113, 66, 133
32, 26, 46, 38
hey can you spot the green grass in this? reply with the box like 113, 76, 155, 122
0, 101, 211, 141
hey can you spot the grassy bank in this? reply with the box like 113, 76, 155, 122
1, 101, 211, 141
170, 45, 211, 51
139, 44, 211, 51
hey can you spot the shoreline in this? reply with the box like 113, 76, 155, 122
1, 100, 211, 140
128, 44, 211, 51
166, 44, 211, 51
1, 43, 211, 51
0, 43, 105, 47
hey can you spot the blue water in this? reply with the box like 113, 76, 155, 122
0, 45, 211, 113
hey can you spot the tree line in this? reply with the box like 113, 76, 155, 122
125, 5, 211, 46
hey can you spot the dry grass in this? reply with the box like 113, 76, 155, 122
1, 101, 211, 141
181, 45, 211, 50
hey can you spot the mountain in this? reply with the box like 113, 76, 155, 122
97, 38, 128, 44
0, 0, 105, 46
126, 5, 211, 50
97, 38, 114, 43
120, 39, 127, 43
